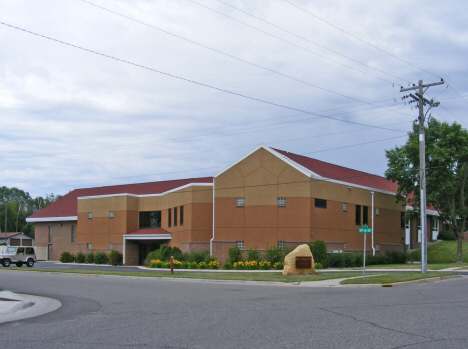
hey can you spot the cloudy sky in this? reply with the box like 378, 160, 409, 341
1, 0, 467, 198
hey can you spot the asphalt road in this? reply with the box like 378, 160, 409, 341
1, 270, 468, 348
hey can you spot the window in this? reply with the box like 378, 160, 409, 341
315, 198, 327, 209
109, 243, 113, 250
87, 243, 92, 249
168, 208, 172, 227
180, 205, 184, 226
363, 206, 369, 225
174, 207, 178, 227
139, 211, 162, 229
277, 197, 286, 207
110, 211, 114, 218
343, 203, 347, 212
277, 241, 286, 250
355, 205, 361, 225
236, 198, 245, 207
88, 212, 92, 219
236, 241, 244, 249
376, 208, 379, 216
48, 226, 52, 243
25, 248, 34, 254
401, 212, 405, 229
71, 225, 75, 243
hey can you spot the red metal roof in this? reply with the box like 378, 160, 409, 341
126, 228, 170, 235
28, 177, 213, 220
273, 148, 398, 193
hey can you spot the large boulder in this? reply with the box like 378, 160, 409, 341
282, 244, 315, 275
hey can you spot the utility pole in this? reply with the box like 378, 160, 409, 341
4, 198, 7, 244
401, 79, 443, 273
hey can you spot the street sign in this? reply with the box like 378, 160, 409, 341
359, 224, 372, 233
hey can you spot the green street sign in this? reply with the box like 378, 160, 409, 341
359, 224, 372, 233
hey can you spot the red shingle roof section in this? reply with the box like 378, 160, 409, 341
126, 228, 170, 235
28, 177, 213, 220
273, 148, 398, 193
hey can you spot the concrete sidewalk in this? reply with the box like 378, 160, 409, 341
0, 290, 61, 324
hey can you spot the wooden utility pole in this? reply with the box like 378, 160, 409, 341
401, 79, 444, 273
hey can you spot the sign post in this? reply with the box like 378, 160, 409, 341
359, 224, 372, 280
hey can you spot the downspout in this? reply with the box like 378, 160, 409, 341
122, 235, 126, 265
371, 191, 375, 256
210, 177, 215, 256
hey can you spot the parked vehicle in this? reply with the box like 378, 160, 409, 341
0, 246, 36, 267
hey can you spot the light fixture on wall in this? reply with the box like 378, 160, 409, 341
348, 186, 351, 190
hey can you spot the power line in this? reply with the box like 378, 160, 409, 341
4, 135, 406, 184
0, 21, 407, 133
212, 0, 412, 84
283, 0, 443, 80
77, 0, 397, 105
186, 0, 400, 85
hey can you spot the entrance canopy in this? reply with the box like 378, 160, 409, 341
123, 228, 171, 265
124, 228, 172, 241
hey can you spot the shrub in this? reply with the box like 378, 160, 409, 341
385, 250, 407, 264
222, 261, 233, 270
310, 240, 329, 268
150, 260, 164, 268
207, 260, 219, 269
438, 230, 457, 241
59, 251, 76, 263
187, 250, 207, 264
264, 245, 284, 264
228, 246, 243, 263
233, 261, 245, 270
94, 251, 108, 264
76, 251, 85, 263
259, 261, 271, 270
188, 261, 198, 269
86, 251, 95, 264
108, 250, 123, 266
273, 262, 284, 270
181, 261, 189, 269
315, 262, 323, 270
247, 248, 262, 262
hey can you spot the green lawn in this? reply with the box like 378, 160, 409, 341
342, 262, 468, 271
408, 241, 468, 263
1, 268, 361, 283
341, 272, 458, 285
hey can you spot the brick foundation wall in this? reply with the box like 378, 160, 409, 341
125, 241, 139, 266
181, 242, 210, 254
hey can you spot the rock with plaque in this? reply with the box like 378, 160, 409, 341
282, 244, 315, 275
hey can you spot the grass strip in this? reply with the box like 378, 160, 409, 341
340, 272, 458, 285
1, 268, 361, 283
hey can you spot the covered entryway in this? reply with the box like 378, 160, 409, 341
123, 229, 171, 266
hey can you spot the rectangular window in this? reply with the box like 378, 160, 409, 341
109, 243, 113, 250
110, 211, 114, 218
343, 203, 347, 212
277, 197, 286, 207
174, 207, 178, 227
87, 243, 92, 249
236, 241, 244, 249
48, 226, 52, 243
71, 225, 75, 244
277, 241, 286, 250
168, 208, 172, 227
376, 208, 379, 216
236, 198, 245, 207
139, 211, 162, 229
88, 212, 92, 219
401, 212, 405, 229
180, 205, 184, 226
315, 198, 327, 209
355, 205, 361, 225
363, 206, 369, 225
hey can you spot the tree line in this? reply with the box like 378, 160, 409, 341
0, 186, 61, 238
